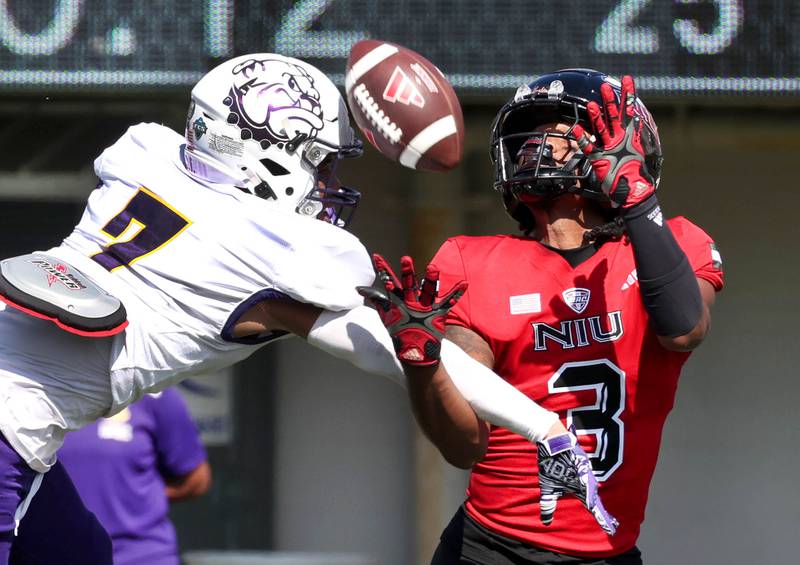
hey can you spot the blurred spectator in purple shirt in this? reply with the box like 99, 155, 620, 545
59, 387, 211, 565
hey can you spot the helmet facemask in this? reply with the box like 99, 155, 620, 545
492, 98, 594, 204
294, 140, 362, 228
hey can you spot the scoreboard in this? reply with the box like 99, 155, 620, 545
1, 0, 798, 95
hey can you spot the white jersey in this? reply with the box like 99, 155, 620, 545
0, 123, 374, 471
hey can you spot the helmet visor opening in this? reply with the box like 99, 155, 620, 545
298, 150, 362, 228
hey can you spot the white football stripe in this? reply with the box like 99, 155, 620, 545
345, 43, 399, 93
399, 115, 457, 169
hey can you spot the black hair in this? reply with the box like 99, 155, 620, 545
583, 216, 625, 244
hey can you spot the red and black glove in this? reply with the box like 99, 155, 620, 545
357, 254, 467, 367
573, 75, 655, 208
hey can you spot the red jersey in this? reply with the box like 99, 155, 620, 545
430, 217, 724, 558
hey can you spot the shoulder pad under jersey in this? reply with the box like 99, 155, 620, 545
95, 123, 184, 182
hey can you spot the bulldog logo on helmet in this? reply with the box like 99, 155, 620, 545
223, 57, 325, 147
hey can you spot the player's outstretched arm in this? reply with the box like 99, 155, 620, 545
306, 302, 562, 449
238, 278, 563, 455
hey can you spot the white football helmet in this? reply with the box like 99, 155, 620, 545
183, 53, 363, 226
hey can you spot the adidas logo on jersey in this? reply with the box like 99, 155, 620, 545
532, 311, 623, 351
621, 269, 638, 291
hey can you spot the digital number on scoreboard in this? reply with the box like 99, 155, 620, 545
0, 0, 796, 94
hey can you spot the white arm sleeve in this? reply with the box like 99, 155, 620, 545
439, 340, 558, 444
307, 306, 406, 386
307, 306, 559, 443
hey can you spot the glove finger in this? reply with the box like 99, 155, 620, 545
419, 264, 440, 308
586, 103, 611, 149
539, 490, 562, 526
618, 76, 631, 126
590, 499, 619, 536
399, 255, 419, 304
371, 253, 402, 293
356, 286, 391, 311
436, 280, 468, 310
621, 75, 637, 123
572, 123, 597, 155
600, 83, 623, 140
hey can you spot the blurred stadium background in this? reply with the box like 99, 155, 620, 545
1, 1, 797, 564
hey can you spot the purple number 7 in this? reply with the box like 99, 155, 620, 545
92, 187, 191, 272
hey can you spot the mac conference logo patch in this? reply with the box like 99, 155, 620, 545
562, 288, 591, 314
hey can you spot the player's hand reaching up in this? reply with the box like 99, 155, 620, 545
537, 428, 619, 536
357, 254, 467, 367
573, 75, 655, 208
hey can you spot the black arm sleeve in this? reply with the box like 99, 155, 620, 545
622, 195, 703, 337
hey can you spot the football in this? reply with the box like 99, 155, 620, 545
345, 40, 465, 172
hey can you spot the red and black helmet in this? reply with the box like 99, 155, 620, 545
490, 69, 662, 226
